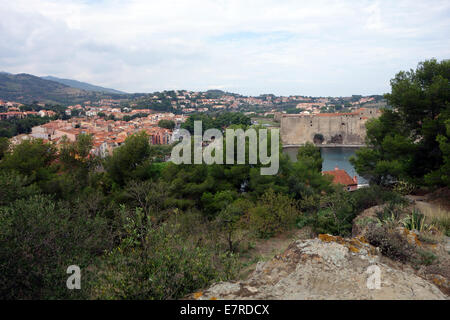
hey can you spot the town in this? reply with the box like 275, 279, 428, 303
0, 0, 449, 305
0, 90, 385, 158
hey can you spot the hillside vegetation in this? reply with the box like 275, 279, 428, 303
42, 76, 126, 94
0, 59, 448, 299
0, 73, 130, 105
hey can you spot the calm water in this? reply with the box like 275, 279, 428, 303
283, 147, 368, 185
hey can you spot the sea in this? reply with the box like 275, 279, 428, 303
283, 146, 368, 185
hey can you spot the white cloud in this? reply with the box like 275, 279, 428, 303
0, 0, 449, 96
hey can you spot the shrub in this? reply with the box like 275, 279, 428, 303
313, 189, 355, 236
249, 189, 300, 238
374, 201, 406, 230
0, 171, 40, 205
92, 208, 236, 300
425, 207, 450, 237
392, 180, 416, 195
215, 200, 252, 252
0, 195, 113, 299
296, 212, 316, 229
366, 226, 416, 263
417, 231, 440, 245
351, 185, 407, 213
415, 248, 438, 266
366, 225, 438, 267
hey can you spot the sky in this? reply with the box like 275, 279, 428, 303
1, 0, 449, 96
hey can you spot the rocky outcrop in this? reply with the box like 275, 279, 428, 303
351, 203, 450, 296
191, 234, 447, 300
352, 204, 385, 237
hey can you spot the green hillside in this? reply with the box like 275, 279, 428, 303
42, 76, 126, 94
0, 73, 129, 105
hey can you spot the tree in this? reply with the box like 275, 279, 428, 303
351, 59, 450, 186
0, 171, 40, 206
0, 139, 57, 183
0, 195, 112, 299
104, 131, 151, 185
297, 142, 323, 171
215, 199, 252, 252
158, 119, 176, 130
58, 134, 97, 189
425, 119, 450, 186
314, 188, 356, 236
0, 137, 9, 160
181, 114, 215, 134
249, 189, 301, 238
125, 180, 171, 222
59, 134, 95, 170
181, 112, 251, 134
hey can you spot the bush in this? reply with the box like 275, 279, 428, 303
0, 195, 113, 299
366, 226, 416, 263
374, 201, 407, 230
158, 119, 175, 130
366, 225, 437, 266
249, 189, 300, 238
92, 208, 237, 299
0, 171, 40, 205
312, 189, 355, 236
215, 199, 252, 253
392, 180, 416, 195
351, 185, 406, 213
415, 248, 437, 266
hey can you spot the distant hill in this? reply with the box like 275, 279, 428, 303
0, 73, 133, 105
42, 76, 126, 94
205, 89, 226, 98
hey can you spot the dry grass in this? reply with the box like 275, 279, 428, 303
414, 202, 450, 236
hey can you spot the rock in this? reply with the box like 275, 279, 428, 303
191, 235, 447, 300
445, 236, 450, 253
352, 204, 385, 237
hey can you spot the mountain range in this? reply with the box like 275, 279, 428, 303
0, 72, 130, 105
42, 76, 126, 94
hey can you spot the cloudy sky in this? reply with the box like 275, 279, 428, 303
1, 0, 449, 96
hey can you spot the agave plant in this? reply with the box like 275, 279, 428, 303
375, 211, 400, 230
402, 209, 431, 232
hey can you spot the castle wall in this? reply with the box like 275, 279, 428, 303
280, 109, 379, 146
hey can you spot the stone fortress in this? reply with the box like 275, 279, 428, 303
278, 108, 381, 146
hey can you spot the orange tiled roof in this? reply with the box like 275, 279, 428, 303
323, 168, 356, 186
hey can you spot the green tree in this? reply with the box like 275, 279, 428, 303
0, 171, 40, 206
104, 131, 151, 185
351, 59, 450, 186
425, 119, 450, 185
249, 189, 300, 238
314, 188, 356, 236
59, 134, 95, 171
158, 119, 176, 130
0, 195, 112, 299
181, 114, 215, 134
0, 137, 9, 160
91, 207, 226, 300
0, 139, 57, 183
297, 142, 323, 171
214, 199, 252, 252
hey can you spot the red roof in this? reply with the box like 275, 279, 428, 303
323, 168, 357, 186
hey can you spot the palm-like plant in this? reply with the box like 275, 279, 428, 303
402, 209, 431, 232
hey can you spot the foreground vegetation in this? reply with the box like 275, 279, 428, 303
0, 59, 448, 299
